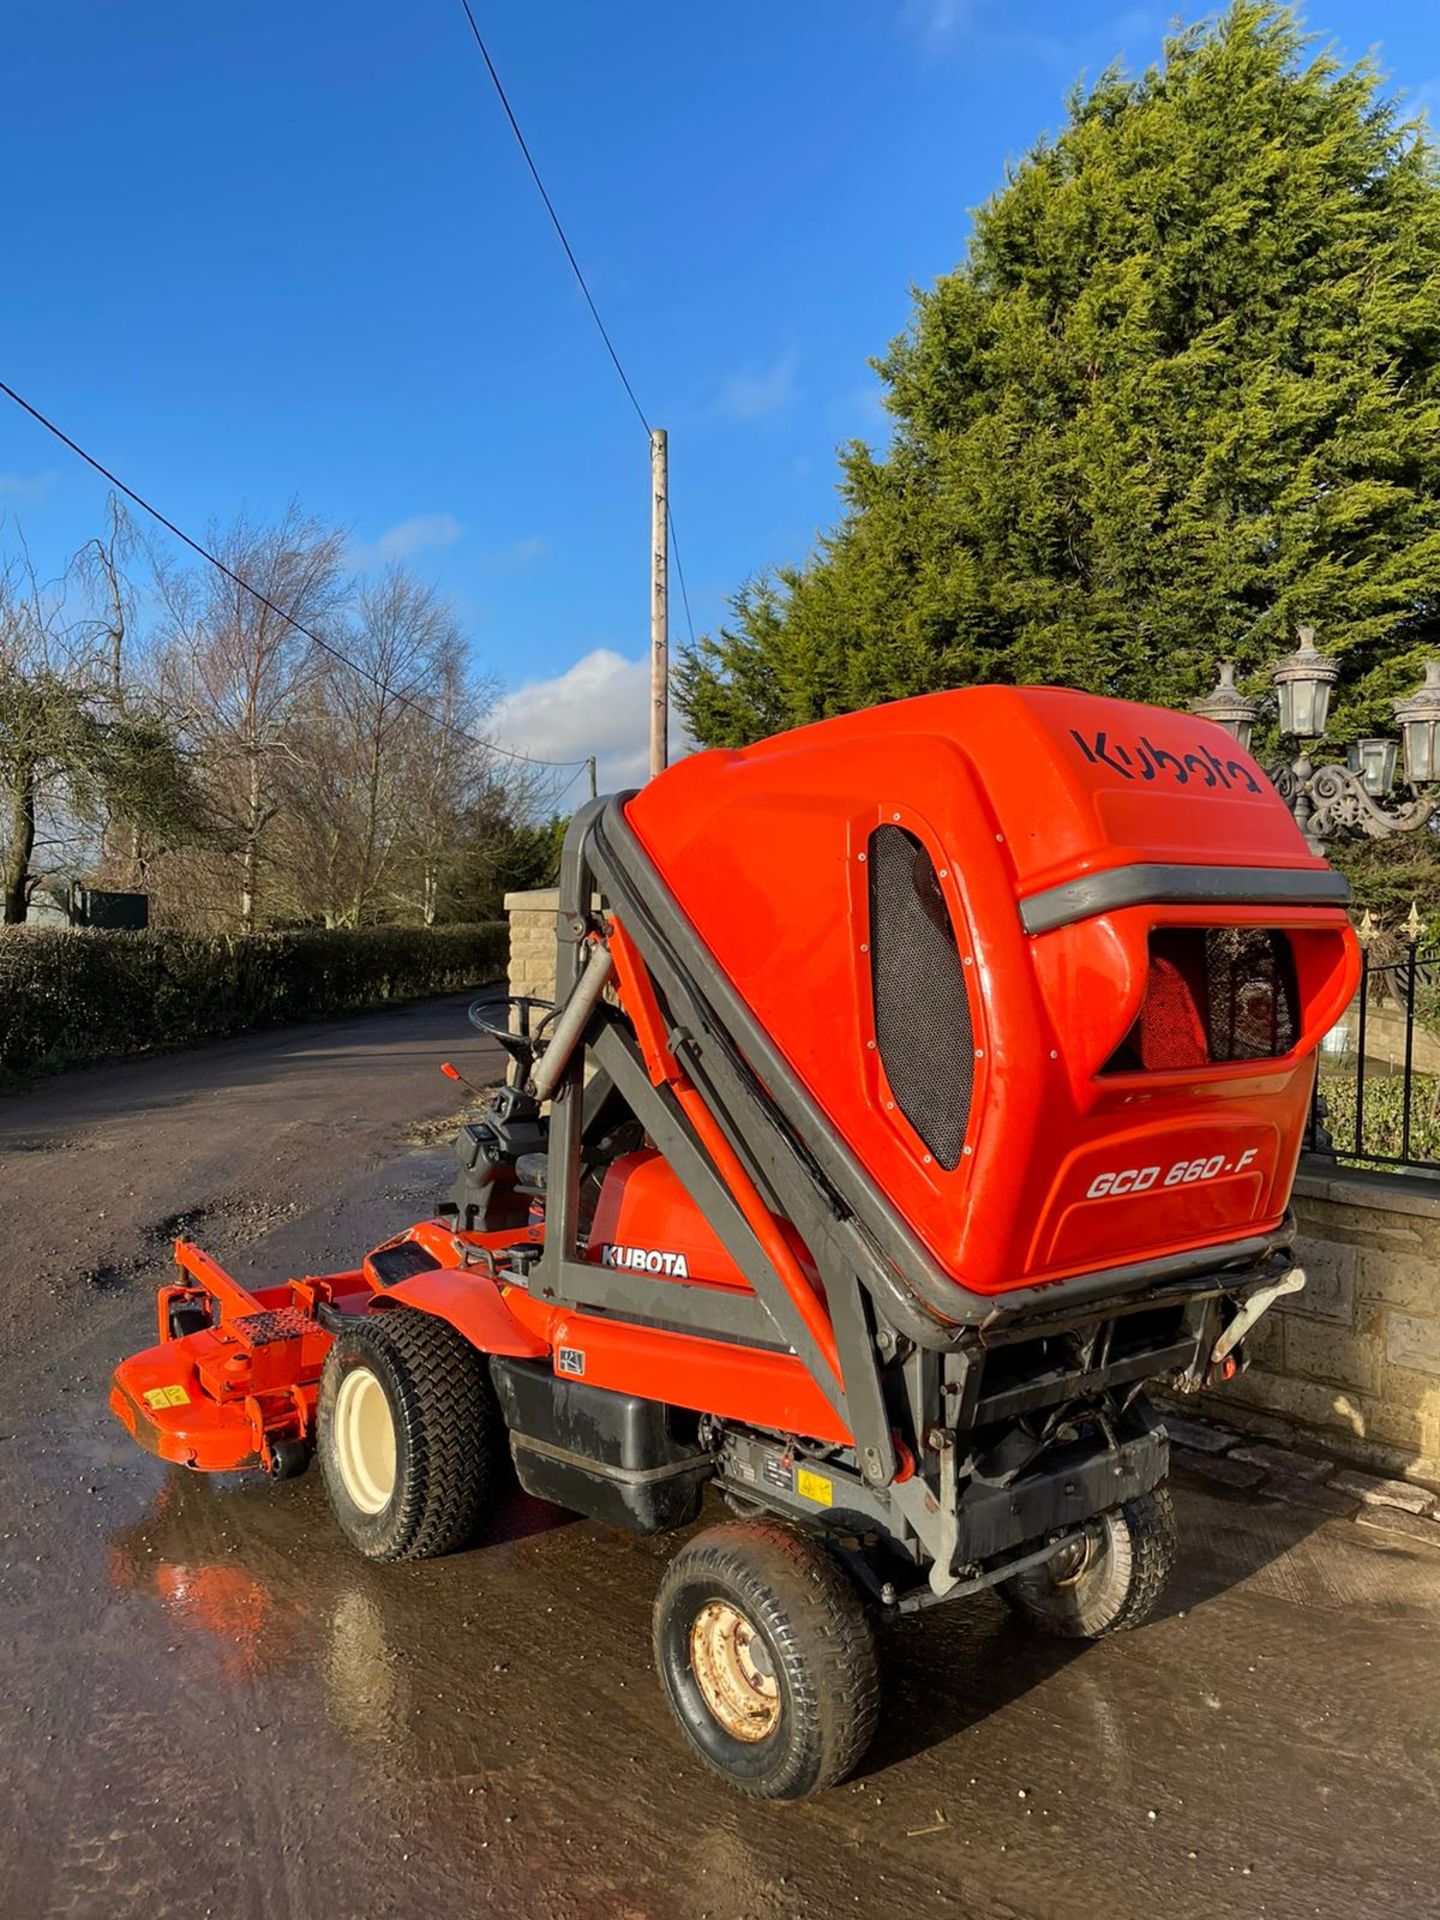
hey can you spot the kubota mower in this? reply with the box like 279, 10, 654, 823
110, 686, 1359, 1798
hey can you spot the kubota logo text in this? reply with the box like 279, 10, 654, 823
601, 1243, 691, 1278
1071, 728, 1263, 795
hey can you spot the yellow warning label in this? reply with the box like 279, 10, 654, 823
143, 1384, 191, 1410
796, 1467, 833, 1507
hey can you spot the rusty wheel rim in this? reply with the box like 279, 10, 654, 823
689, 1601, 780, 1741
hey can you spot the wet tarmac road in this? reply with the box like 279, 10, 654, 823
2, 1001, 1439, 1919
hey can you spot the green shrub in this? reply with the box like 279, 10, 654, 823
0, 923, 508, 1076
1318, 1067, 1440, 1168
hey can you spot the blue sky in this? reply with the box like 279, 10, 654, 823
3, 2, 1437, 787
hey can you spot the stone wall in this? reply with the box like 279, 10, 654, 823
504, 887, 562, 1006
1206, 1162, 1440, 1489
504, 891, 1440, 1490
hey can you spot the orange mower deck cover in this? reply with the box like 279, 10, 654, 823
624, 686, 1359, 1298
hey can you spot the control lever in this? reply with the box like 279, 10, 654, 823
440, 1061, 485, 1098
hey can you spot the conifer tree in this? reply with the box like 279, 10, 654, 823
678, 5, 1440, 752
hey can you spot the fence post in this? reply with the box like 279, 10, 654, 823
1402, 934, 1419, 1165
1354, 940, 1370, 1160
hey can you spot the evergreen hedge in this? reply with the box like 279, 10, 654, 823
0, 923, 507, 1077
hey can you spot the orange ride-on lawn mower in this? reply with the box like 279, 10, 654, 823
110, 686, 1359, 1799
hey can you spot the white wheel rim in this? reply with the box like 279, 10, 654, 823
333, 1366, 397, 1514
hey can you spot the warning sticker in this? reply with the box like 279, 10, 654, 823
796, 1468, 834, 1507
143, 1384, 190, 1410
761, 1452, 793, 1493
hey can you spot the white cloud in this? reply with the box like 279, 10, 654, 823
481, 533, 550, 570
717, 349, 798, 420
349, 511, 463, 571
488, 647, 693, 795
901, 2, 1158, 66
0, 471, 56, 506
348, 518, 551, 577
902, 0, 973, 47
373, 511, 463, 561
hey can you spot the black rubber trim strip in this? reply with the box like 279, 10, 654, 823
1019, 862, 1350, 935
315, 1300, 366, 1334
975, 1215, 1296, 1334
509, 1433, 713, 1487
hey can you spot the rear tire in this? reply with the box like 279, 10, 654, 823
1000, 1486, 1177, 1639
318, 1307, 503, 1562
653, 1520, 879, 1800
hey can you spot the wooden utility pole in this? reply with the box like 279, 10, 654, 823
649, 427, 669, 778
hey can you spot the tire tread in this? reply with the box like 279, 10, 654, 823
319, 1307, 501, 1562
1101, 1486, 1176, 1636
654, 1519, 879, 1798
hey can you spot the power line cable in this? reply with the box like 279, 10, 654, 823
667, 510, 697, 650
0, 376, 589, 773
457, 0, 649, 435
457, 4, 698, 650
548, 761, 589, 810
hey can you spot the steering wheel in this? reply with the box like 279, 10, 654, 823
466, 994, 556, 1077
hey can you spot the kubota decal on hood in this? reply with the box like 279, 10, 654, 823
600, 1243, 692, 1278
1070, 727, 1265, 794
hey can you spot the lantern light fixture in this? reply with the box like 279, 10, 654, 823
1347, 737, 1399, 799
1271, 627, 1339, 740
1394, 660, 1440, 786
1191, 640, 1440, 849
1191, 660, 1259, 751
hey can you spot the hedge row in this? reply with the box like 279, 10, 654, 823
0, 922, 508, 1076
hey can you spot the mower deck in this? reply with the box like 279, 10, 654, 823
109, 1242, 365, 1472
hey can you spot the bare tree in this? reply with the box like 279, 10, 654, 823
390, 634, 509, 926
0, 530, 201, 923
0, 554, 73, 922
334, 569, 464, 925
273, 571, 513, 927
1, 500, 570, 932
158, 506, 347, 931
73, 496, 138, 697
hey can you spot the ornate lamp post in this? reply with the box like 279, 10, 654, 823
1191, 661, 1258, 753
1193, 631, 1440, 850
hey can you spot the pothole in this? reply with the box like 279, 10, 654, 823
81, 1197, 299, 1292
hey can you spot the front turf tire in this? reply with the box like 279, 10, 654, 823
653, 1520, 879, 1800
1000, 1486, 1177, 1639
318, 1307, 503, 1562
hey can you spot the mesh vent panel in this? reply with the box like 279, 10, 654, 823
868, 826, 974, 1168
1204, 927, 1299, 1061
1104, 927, 1299, 1073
